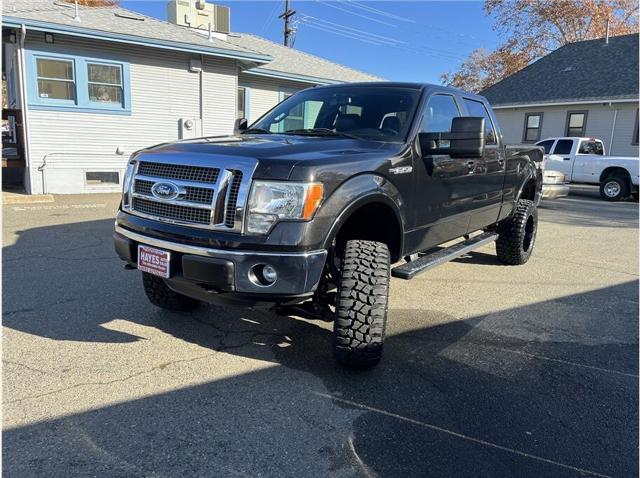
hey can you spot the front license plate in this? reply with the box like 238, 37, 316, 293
138, 245, 170, 278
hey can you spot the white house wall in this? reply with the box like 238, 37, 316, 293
24, 33, 237, 194
238, 74, 311, 123
493, 102, 639, 157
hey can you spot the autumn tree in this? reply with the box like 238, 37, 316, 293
61, 0, 119, 6
441, 0, 639, 92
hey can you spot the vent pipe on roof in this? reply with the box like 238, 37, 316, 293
73, 1, 80, 22
605, 18, 610, 44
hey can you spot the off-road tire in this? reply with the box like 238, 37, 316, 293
333, 240, 390, 368
142, 273, 200, 311
496, 199, 537, 265
600, 175, 629, 202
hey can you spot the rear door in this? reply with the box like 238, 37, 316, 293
461, 98, 506, 232
573, 139, 605, 182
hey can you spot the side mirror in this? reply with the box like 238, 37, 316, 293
419, 116, 485, 158
234, 118, 248, 135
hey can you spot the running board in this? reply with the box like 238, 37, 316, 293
391, 232, 499, 280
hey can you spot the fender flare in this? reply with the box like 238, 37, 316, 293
318, 174, 406, 255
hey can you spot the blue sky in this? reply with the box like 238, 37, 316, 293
120, 1, 499, 83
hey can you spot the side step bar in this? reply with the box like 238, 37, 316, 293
391, 232, 499, 280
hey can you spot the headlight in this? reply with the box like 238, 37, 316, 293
247, 181, 323, 234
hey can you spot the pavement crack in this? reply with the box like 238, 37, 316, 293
4, 352, 218, 405
3, 360, 49, 375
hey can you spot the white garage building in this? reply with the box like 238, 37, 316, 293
2, 0, 379, 194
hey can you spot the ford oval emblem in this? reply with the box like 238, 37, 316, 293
151, 181, 180, 201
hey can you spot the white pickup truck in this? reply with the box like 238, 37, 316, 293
536, 137, 639, 201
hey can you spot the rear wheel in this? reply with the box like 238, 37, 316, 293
333, 240, 390, 368
600, 175, 629, 201
142, 273, 201, 311
496, 199, 537, 265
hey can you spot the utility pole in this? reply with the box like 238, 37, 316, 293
279, 0, 296, 47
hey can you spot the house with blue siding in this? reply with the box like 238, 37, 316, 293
1, 0, 379, 194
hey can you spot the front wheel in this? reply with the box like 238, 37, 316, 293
600, 176, 629, 201
333, 240, 390, 368
496, 199, 538, 265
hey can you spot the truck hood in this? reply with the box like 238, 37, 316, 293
138, 134, 402, 180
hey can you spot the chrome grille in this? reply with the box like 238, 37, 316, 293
137, 161, 219, 183
225, 171, 243, 228
124, 156, 257, 232
132, 197, 211, 225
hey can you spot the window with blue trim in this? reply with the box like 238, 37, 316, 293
27, 50, 131, 114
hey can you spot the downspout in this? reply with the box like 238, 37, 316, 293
199, 54, 204, 136
16, 24, 34, 194
608, 103, 618, 155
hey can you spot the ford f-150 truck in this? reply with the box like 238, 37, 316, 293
536, 137, 639, 201
114, 82, 543, 368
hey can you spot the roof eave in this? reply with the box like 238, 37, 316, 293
242, 67, 352, 85
491, 97, 638, 109
2, 16, 272, 63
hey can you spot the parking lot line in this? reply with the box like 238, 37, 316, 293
313, 392, 614, 478
480, 345, 639, 379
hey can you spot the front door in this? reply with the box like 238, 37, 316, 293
546, 139, 575, 180
410, 93, 475, 251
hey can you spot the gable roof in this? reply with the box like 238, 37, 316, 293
2, 0, 380, 84
2, 0, 270, 62
227, 33, 381, 84
481, 34, 639, 107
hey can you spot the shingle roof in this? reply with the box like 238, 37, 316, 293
2, 0, 269, 61
227, 33, 381, 83
2, 0, 380, 84
481, 34, 639, 106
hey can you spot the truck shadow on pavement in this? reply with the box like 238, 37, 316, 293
3, 218, 639, 477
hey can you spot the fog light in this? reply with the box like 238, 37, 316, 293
262, 265, 277, 283
249, 264, 277, 287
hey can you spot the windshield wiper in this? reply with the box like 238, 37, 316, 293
242, 128, 273, 134
283, 128, 359, 139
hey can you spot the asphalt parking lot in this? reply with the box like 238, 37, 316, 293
3, 190, 638, 478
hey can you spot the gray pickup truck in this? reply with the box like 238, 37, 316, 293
114, 82, 543, 368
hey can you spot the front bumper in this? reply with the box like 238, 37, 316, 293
542, 183, 570, 200
114, 226, 327, 305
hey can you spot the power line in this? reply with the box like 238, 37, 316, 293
341, 0, 415, 23
314, 0, 397, 28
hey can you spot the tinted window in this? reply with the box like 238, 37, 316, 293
553, 139, 574, 155
536, 139, 554, 154
421, 94, 460, 133
578, 140, 604, 155
463, 98, 497, 144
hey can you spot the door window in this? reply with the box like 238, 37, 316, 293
237, 86, 246, 119
536, 139, 555, 154
421, 94, 460, 133
463, 98, 497, 144
552, 139, 574, 155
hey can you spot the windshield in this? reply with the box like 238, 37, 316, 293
247, 86, 422, 142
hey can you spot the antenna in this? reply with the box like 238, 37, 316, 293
605, 17, 610, 44
279, 0, 296, 47
73, 0, 80, 22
